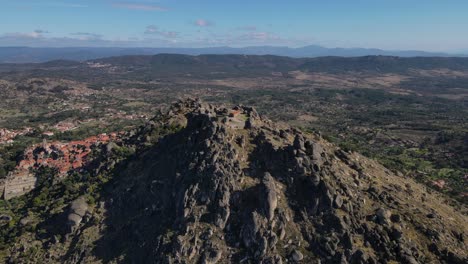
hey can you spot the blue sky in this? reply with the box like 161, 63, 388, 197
1, 0, 467, 51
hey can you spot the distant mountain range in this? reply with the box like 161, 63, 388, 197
0, 45, 466, 63
3, 54, 468, 80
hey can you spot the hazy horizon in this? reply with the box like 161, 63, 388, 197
0, 44, 464, 54
2, 0, 468, 52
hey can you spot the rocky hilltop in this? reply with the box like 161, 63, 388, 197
1, 99, 467, 263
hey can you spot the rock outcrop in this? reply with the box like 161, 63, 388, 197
90, 99, 467, 264
4, 99, 467, 264
262, 172, 278, 221
67, 197, 88, 233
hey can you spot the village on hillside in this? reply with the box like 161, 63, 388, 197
1, 132, 123, 200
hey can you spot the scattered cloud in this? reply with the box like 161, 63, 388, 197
180, 30, 292, 47
238, 32, 282, 42
34, 29, 49, 34
0, 27, 292, 48
2, 29, 50, 39
2, 32, 40, 39
0, 35, 168, 48
70, 32, 103, 40
0, 30, 180, 47
236, 26, 257, 31
193, 19, 214, 27
144, 25, 158, 34
144, 25, 179, 38
112, 2, 167, 11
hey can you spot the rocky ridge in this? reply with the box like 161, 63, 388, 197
86, 99, 466, 263
3, 99, 467, 263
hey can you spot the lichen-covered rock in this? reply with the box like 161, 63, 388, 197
67, 197, 88, 233
376, 208, 391, 225
293, 135, 305, 150
291, 249, 304, 261
263, 172, 278, 221
202, 248, 223, 264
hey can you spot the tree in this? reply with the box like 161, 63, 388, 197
0, 167, 6, 179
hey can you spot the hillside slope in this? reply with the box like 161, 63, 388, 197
93, 54, 468, 75
4, 54, 468, 77
1, 99, 467, 263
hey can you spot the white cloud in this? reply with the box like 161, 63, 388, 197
193, 19, 214, 27
0, 28, 294, 48
144, 25, 179, 38
34, 29, 49, 34
238, 32, 282, 42
144, 25, 158, 34
0, 31, 178, 47
2, 29, 49, 39
236, 26, 257, 31
70, 32, 103, 40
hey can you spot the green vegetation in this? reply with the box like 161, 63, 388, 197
0, 135, 41, 179
0, 141, 137, 258
0, 54, 466, 204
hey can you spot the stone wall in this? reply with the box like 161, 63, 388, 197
3, 170, 37, 200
